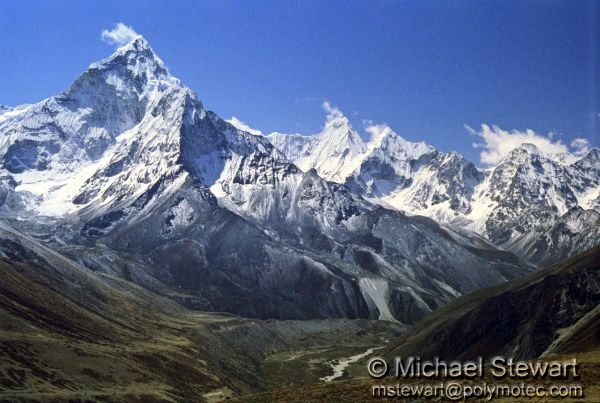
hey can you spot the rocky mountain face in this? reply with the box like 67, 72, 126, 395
504, 207, 600, 268
0, 36, 535, 324
477, 145, 600, 267
268, 120, 600, 266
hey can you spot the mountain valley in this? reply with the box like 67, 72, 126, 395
0, 34, 599, 401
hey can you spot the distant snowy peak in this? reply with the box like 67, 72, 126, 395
266, 116, 438, 185
309, 116, 367, 182
496, 142, 596, 167
494, 142, 569, 170
319, 116, 366, 156
476, 143, 600, 252
488, 144, 577, 211
269, 119, 486, 227
287, 127, 600, 264
489, 144, 576, 198
265, 115, 367, 183
367, 125, 434, 160
352, 148, 483, 222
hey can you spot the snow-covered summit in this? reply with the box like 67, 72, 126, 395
266, 113, 367, 183
267, 117, 600, 264
0, 35, 283, 218
320, 115, 366, 155
366, 124, 433, 159
266, 111, 438, 184
0, 35, 184, 170
88, 35, 179, 90
499, 143, 546, 161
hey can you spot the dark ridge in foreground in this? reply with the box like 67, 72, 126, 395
230, 246, 600, 402
384, 244, 600, 361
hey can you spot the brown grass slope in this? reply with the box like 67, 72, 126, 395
231, 351, 600, 403
0, 224, 273, 401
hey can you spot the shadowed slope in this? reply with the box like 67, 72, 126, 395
384, 244, 600, 361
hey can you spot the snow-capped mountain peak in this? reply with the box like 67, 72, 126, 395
503, 142, 543, 160
488, 142, 576, 207
264, 113, 367, 183
92, 36, 167, 73
0, 36, 264, 218
0, 35, 188, 188
317, 115, 366, 159
366, 125, 434, 160
266, 116, 441, 187
85, 35, 180, 97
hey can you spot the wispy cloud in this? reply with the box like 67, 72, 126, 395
467, 124, 590, 165
367, 124, 394, 142
101, 22, 139, 47
570, 138, 590, 157
226, 117, 263, 136
362, 119, 390, 141
322, 101, 344, 120
295, 96, 319, 105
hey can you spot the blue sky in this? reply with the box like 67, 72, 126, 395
1, 0, 598, 164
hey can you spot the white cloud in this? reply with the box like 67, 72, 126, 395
570, 138, 590, 157
322, 101, 343, 120
467, 124, 592, 166
363, 120, 393, 141
226, 117, 263, 136
101, 22, 139, 46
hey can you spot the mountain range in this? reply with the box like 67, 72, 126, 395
1, 34, 600, 402
266, 112, 600, 267
0, 35, 598, 326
